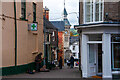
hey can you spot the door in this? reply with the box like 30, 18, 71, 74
88, 44, 97, 76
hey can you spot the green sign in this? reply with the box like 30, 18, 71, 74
31, 23, 37, 31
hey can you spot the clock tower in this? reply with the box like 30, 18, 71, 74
63, 0, 71, 58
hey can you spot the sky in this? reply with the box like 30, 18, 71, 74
43, 0, 79, 26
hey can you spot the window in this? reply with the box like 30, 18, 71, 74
33, 3, 36, 21
111, 34, 120, 70
73, 53, 76, 57
84, 0, 103, 23
88, 34, 102, 41
21, 0, 26, 19
73, 46, 75, 50
65, 37, 68, 42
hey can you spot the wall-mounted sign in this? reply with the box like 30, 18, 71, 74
28, 23, 37, 31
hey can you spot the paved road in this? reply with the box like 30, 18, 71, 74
3, 65, 81, 78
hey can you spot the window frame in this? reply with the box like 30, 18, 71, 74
21, 0, 26, 20
111, 34, 120, 71
83, 0, 104, 24
33, 2, 36, 22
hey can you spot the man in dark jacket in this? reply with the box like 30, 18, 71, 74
70, 55, 74, 68
35, 53, 43, 72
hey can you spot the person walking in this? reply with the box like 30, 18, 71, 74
59, 56, 62, 69
70, 55, 74, 68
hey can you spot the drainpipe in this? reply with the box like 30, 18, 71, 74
14, 0, 17, 66
43, 9, 46, 65
79, 0, 82, 77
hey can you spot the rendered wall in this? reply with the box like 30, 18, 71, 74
2, 1, 44, 67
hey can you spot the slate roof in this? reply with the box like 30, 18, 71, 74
64, 8, 68, 16
64, 18, 71, 26
51, 21, 65, 31
44, 18, 58, 30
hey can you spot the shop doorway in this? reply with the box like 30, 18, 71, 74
97, 44, 102, 74
88, 43, 102, 77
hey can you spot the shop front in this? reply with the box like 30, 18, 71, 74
75, 23, 120, 78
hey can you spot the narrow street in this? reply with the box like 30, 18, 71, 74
3, 65, 81, 78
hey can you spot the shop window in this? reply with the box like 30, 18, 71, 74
111, 34, 120, 70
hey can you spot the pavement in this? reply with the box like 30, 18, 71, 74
2, 65, 81, 78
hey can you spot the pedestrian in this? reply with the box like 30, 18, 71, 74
70, 55, 74, 68
59, 56, 62, 69
35, 53, 43, 72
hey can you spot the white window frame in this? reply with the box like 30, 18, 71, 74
111, 34, 120, 71
83, 0, 104, 24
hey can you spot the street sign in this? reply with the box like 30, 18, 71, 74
31, 23, 37, 31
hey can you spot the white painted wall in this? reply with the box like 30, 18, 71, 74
80, 27, 120, 78
69, 42, 79, 59
81, 34, 89, 78
102, 33, 112, 78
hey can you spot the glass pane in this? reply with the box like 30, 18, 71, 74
113, 43, 120, 68
89, 44, 95, 63
86, 15, 90, 22
96, 0, 99, 2
95, 13, 99, 21
88, 34, 102, 41
96, 3, 99, 12
112, 35, 120, 42
86, 4, 90, 14
100, 12, 102, 21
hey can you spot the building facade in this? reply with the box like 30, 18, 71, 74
51, 21, 65, 65
75, 0, 120, 78
69, 42, 79, 59
63, 5, 71, 62
1, 1, 44, 75
43, 8, 58, 68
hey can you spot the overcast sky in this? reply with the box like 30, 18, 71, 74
43, 0, 79, 26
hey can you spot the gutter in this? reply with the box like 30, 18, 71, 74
14, 0, 17, 66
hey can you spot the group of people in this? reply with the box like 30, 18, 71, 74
35, 53, 75, 71
59, 55, 74, 69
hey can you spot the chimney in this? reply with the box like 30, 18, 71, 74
44, 6, 49, 20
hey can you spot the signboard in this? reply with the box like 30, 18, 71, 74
28, 23, 37, 31
31, 23, 37, 31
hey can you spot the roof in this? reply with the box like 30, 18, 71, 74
64, 18, 71, 26
44, 18, 58, 30
51, 21, 65, 31
74, 22, 120, 29
64, 8, 68, 16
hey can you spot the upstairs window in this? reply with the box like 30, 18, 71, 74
84, 0, 103, 23
21, 0, 26, 19
65, 36, 68, 42
33, 3, 36, 21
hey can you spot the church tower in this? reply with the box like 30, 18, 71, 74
63, 0, 71, 58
